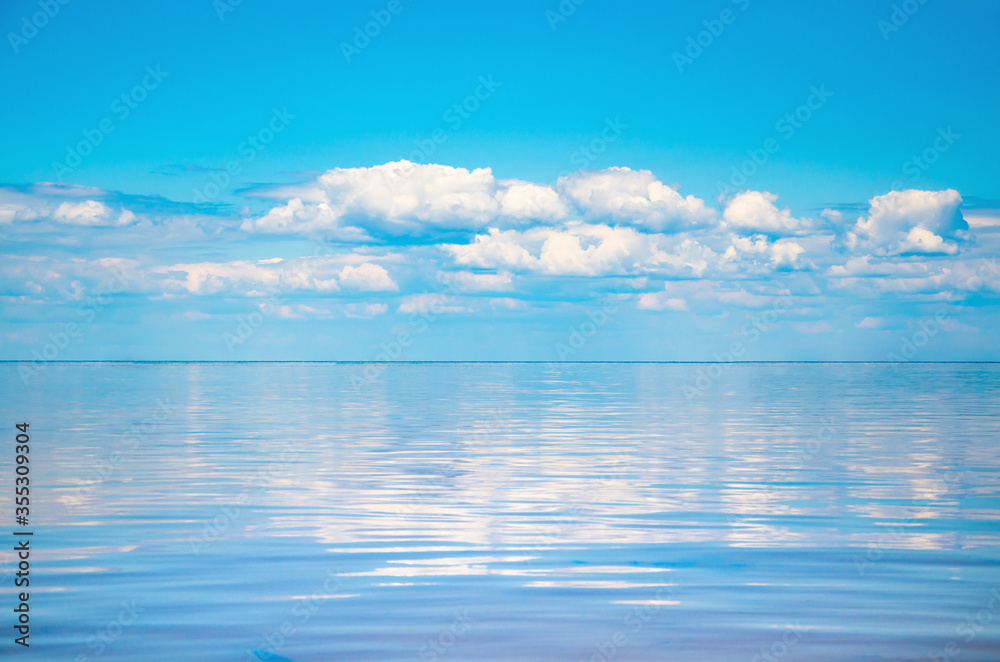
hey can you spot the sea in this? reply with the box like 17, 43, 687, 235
1, 362, 998, 660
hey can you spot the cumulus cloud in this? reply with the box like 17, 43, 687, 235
721, 234, 809, 271
243, 163, 721, 240
637, 289, 688, 311
444, 224, 656, 277
645, 238, 716, 278
496, 181, 568, 222
444, 220, 817, 278
154, 258, 312, 295
0, 189, 42, 224
841, 189, 968, 255
151, 256, 396, 295
558, 167, 715, 231
4, 163, 996, 346
338, 263, 397, 291
723, 191, 813, 235
537, 224, 651, 276
244, 161, 505, 237
244, 198, 369, 241
52, 200, 136, 226
0, 186, 138, 227
444, 228, 543, 271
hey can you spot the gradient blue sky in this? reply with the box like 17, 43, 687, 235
2, 0, 999, 364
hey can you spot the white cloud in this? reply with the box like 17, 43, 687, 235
723, 191, 811, 235
637, 289, 688, 311
152, 255, 397, 296
855, 316, 885, 329
558, 167, 715, 231
52, 200, 136, 226
397, 293, 467, 314
244, 198, 369, 241
155, 259, 299, 295
338, 263, 397, 291
151, 256, 399, 296
245, 161, 504, 237
244, 163, 722, 238
446, 224, 658, 277
444, 228, 542, 271
843, 189, 968, 255
537, 224, 649, 276
496, 181, 568, 222
721, 234, 809, 271
0, 187, 138, 227
345, 302, 388, 318
0, 189, 42, 224
5, 164, 997, 344
828, 255, 919, 277
242, 163, 723, 241
898, 227, 958, 255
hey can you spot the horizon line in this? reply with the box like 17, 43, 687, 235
2, 360, 998, 365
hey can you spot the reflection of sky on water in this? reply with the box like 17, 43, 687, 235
3, 363, 999, 660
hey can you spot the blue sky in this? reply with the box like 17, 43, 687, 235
1, 0, 999, 363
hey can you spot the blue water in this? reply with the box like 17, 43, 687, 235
1, 362, 999, 660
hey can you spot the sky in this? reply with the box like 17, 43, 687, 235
1, 0, 999, 363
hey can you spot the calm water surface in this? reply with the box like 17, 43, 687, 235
1, 363, 998, 660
